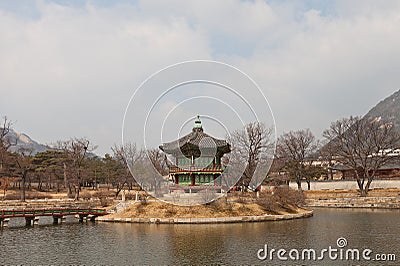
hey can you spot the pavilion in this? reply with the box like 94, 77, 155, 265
159, 116, 231, 191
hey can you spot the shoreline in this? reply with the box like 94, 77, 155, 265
96, 210, 313, 224
305, 197, 400, 209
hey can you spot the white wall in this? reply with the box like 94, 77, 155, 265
286, 180, 400, 190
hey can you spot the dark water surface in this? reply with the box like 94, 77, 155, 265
1, 208, 399, 265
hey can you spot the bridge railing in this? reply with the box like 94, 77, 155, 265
1, 208, 107, 219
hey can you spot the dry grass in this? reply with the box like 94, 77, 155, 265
105, 201, 266, 218
105, 199, 306, 219
104, 186, 308, 219
1, 191, 54, 200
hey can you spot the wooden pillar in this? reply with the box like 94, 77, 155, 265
25, 217, 33, 226
53, 216, 63, 224
54, 216, 67, 223
3, 218, 10, 227
191, 174, 195, 186
87, 215, 97, 222
79, 214, 88, 222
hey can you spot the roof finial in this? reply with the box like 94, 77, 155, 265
193, 115, 203, 132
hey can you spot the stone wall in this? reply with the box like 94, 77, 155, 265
286, 180, 400, 190
96, 211, 313, 224
305, 197, 400, 209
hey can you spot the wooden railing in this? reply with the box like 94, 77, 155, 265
0, 207, 107, 219
169, 166, 223, 173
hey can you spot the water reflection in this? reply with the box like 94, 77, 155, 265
1, 208, 399, 265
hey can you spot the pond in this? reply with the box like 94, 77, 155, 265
1, 208, 399, 265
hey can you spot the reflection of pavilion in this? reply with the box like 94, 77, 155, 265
159, 116, 230, 192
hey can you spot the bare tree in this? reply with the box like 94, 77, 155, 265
0, 116, 17, 174
323, 116, 400, 196
0, 117, 21, 199
276, 129, 319, 190
12, 147, 34, 201
0, 117, 41, 200
228, 122, 274, 191
146, 148, 168, 176
111, 143, 142, 197
0, 176, 11, 197
54, 138, 95, 200
319, 141, 335, 180
0, 116, 17, 149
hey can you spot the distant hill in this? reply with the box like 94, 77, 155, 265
321, 89, 400, 153
3, 129, 49, 155
1, 128, 100, 158
364, 89, 400, 128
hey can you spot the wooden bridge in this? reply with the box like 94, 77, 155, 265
0, 207, 107, 227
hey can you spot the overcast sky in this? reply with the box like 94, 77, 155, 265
1, 0, 400, 155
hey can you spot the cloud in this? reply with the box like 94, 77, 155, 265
227, 2, 400, 135
0, 1, 211, 154
1, 0, 400, 155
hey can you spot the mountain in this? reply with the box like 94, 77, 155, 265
3, 129, 49, 155
364, 89, 400, 128
321, 89, 400, 152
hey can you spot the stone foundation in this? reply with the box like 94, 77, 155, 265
96, 210, 313, 224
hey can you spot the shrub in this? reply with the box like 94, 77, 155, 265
27, 192, 51, 200
4, 193, 20, 200
100, 197, 112, 207
136, 201, 147, 213
256, 193, 280, 214
257, 186, 305, 213
92, 190, 115, 206
164, 208, 177, 217
139, 195, 148, 205
79, 191, 91, 200
124, 192, 138, 200
3, 192, 53, 200
273, 186, 305, 206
